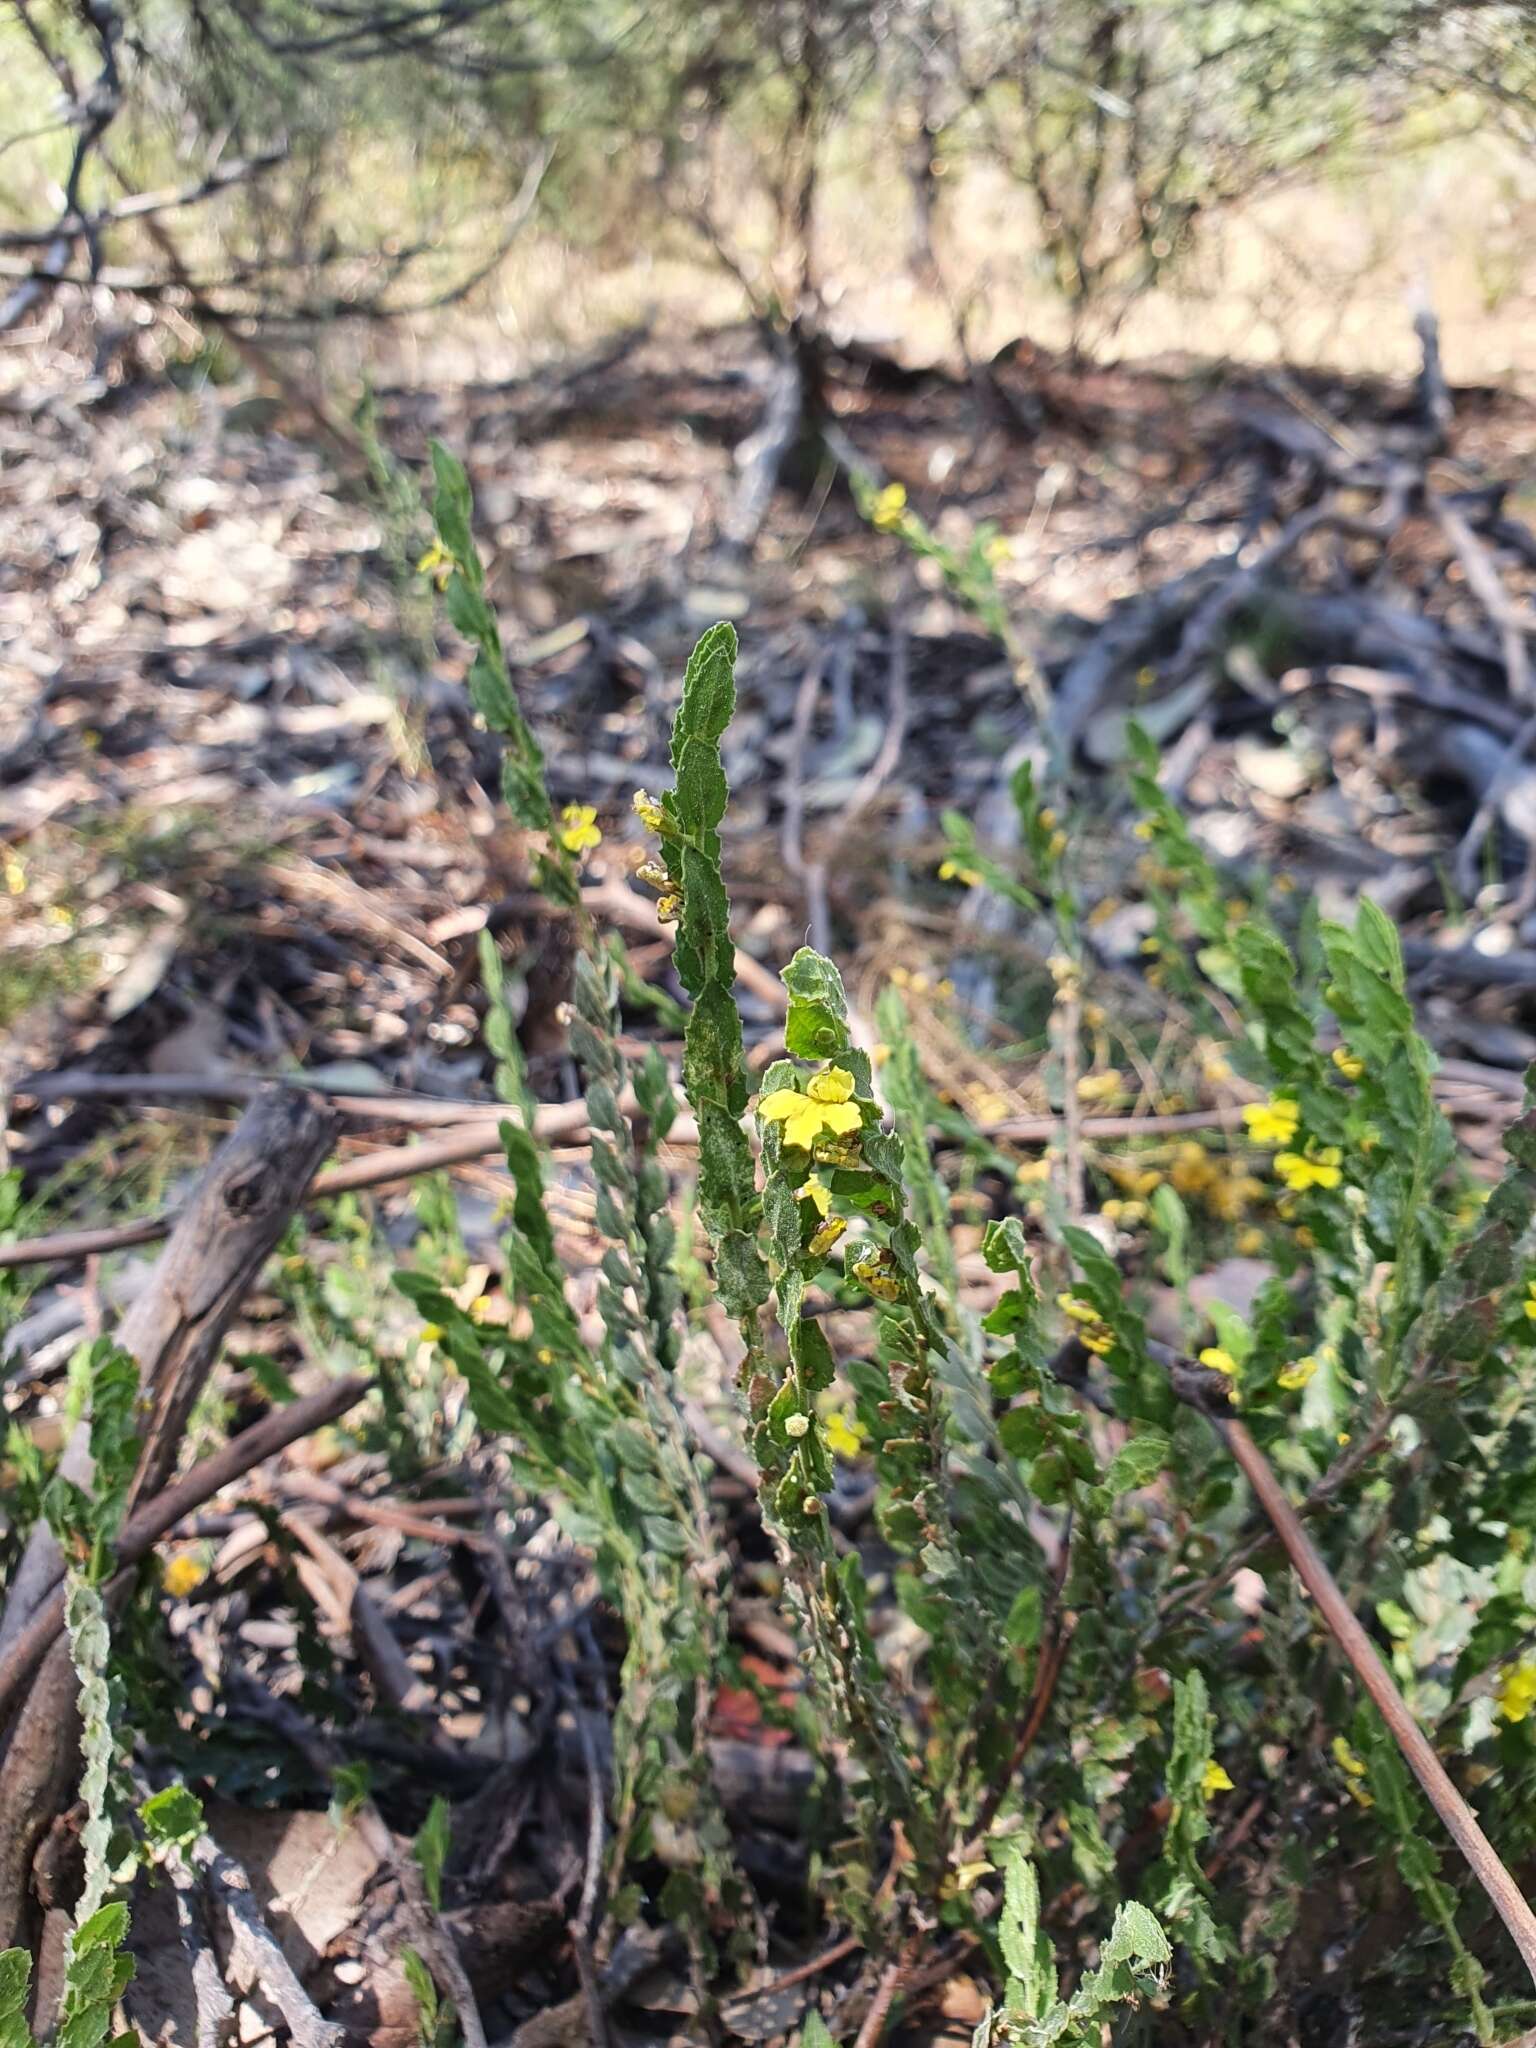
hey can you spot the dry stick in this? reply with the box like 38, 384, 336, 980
1192, 1388, 1536, 1989
721, 1934, 862, 2010
851, 1937, 919, 2048
0, 1374, 369, 1727
0, 1112, 592, 1270
18, 1069, 534, 1123
966, 1615, 1076, 1853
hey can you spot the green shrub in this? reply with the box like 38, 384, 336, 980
406, 442, 1536, 2042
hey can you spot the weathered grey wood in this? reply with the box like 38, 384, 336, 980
0, 1087, 336, 1957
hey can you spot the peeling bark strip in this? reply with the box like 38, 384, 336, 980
0, 1087, 337, 1957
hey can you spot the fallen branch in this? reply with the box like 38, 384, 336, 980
0, 1088, 337, 1955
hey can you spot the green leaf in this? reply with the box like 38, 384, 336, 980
228, 1350, 297, 1405
0, 1952, 31, 2020
414, 1795, 451, 1912
1104, 1429, 1170, 1496
139, 1785, 204, 1850
996, 1847, 1055, 2018
329, 1760, 372, 1827
400, 1947, 439, 2048
70, 1905, 128, 1956
670, 621, 738, 771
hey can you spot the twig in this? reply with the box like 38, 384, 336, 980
1153, 1347, 1536, 1991
191, 1833, 346, 2048
851, 1938, 918, 2048
566, 1674, 612, 2048
0, 1375, 369, 1725
0, 1114, 592, 1271
966, 1613, 1075, 1851
1054, 988, 1086, 1220
721, 1934, 862, 2010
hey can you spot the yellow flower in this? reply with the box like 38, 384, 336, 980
808, 1215, 848, 1261
634, 858, 670, 891
803, 1177, 832, 1216
418, 1324, 443, 1345
1199, 1346, 1239, 1379
162, 1552, 207, 1599
1101, 1198, 1145, 1227
559, 803, 602, 855
1076, 1070, 1122, 1104
1331, 1047, 1365, 1082
1242, 1097, 1300, 1147
1135, 665, 1156, 692
1057, 1292, 1100, 1326
1278, 1355, 1319, 1392
852, 1250, 903, 1302
1170, 1142, 1216, 1196
871, 482, 909, 531
1497, 1660, 1536, 1723
1059, 1292, 1114, 1355
1132, 819, 1155, 841
758, 1068, 862, 1152
3, 857, 24, 896
416, 540, 453, 589
1047, 829, 1068, 858
656, 892, 682, 924
1206, 1171, 1265, 1222
1331, 1735, 1367, 1779
1236, 1227, 1265, 1255
1274, 1147, 1342, 1193
1202, 1761, 1234, 1799
1017, 1158, 1051, 1185
824, 1409, 863, 1459
938, 858, 981, 886
807, 1067, 855, 1105
633, 789, 667, 832
983, 535, 1012, 567
1524, 1279, 1536, 1322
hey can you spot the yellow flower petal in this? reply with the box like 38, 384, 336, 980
1277, 1355, 1318, 1391
162, 1552, 207, 1599
1497, 1660, 1536, 1723
1202, 1761, 1234, 1798
1242, 1097, 1300, 1147
559, 803, 602, 854
871, 482, 909, 531
824, 1411, 863, 1458
806, 1066, 855, 1105
1199, 1346, 1239, 1378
